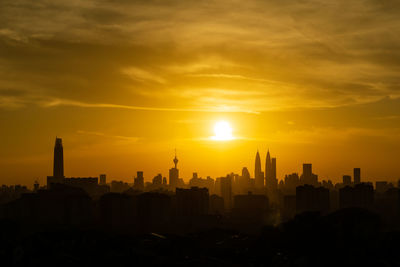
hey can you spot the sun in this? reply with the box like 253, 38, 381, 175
211, 120, 234, 141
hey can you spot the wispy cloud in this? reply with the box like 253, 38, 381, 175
76, 130, 140, 142
40, 97, 260, 114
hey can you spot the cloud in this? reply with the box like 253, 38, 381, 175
76, 130, 140, 142
1, 0, 400, 112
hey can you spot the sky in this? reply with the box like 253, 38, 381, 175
1, 0, 400, 185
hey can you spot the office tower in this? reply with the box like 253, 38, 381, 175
255, 151, 263, 188
53, 137, 64, 179
354, 168, 361, 184
134, 171, 144, 190
301, 163, 318, 186
272, 158, 277, 181
169, 152, 179, 189
220, 175, 233, 210
303, 164, 312, 178
265, 150, 278, 190
343, 175, 351, 185
99, 174, 107, 185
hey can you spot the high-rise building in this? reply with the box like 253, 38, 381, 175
272, 158, 277, 181
99, 174, 107, 185
354, 168, 361, 184
300, 163, 318, 186
255, 151, 263, 188
220, 175, 233, 210
134, 171, 144, 190
169, 151, 179, 189
53, 137, 64, 179
265, 150, 278, 190
303, 164, 312, 178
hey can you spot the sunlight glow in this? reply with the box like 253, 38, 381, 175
211, 121, 234, 141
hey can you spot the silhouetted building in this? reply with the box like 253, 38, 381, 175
176, 187, 209, 216
99, 193, 136, 229
265, 150, 278, 191
64, 177, 99, 196
300, 163, 318, 186
53, 137, 64, 179
219, 176, 232, 210
4, 185, 92, 226
282, 195, 296, 221
282, 173, 300, 195
343, 175, 351, 185
233, 192, 269, 222
169, 152, 179, 189
99, 174, 106, 185
137, 192, 172, 231
209, 194, 224, 214
354, 168, 361, 184
47, 138, 65, 187
110, 180, 130, 193
153, 174, 162, 185
376, 181, 393, 194
255, 151, 263, 188
296, 185, 330, 214
134, 171, 144, 190
339, 183, 374, 210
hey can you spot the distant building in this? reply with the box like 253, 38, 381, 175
255, 151, 264, 188
219, 176, 233, 210
176, 187, 209, 216
296, 185, 330, 214
99, 174, 107, 185
53, 137, 64, 179
354, 168, 361, 184
343, 175, 351, 185
233, 192, 269, 222
265, 150, 278, 191
282, 195, 296, 221
376, 181, 393, 194
300, 164, 318, 186
169, 152, 179, 189
134, 171, 144, 190
152, 174, 162, 185
339, 183, 374, 210
209, 194, 224, 214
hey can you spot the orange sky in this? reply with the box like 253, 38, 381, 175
1, 0, 400, 185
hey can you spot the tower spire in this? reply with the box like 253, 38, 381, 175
173, 149, 178, 169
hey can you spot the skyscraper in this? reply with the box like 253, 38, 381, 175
354, 168, 361, 184
53, 137, 64, 179
300, 163, 318, 186
255, 150, 263, 188
265, 150, 278, 190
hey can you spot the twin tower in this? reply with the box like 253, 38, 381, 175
255, 150, 277, 190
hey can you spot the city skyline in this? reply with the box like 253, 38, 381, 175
2, 135, 399, 186
15, 136, 388, 189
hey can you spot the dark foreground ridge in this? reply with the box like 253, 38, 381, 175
0, 208, 398, 266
